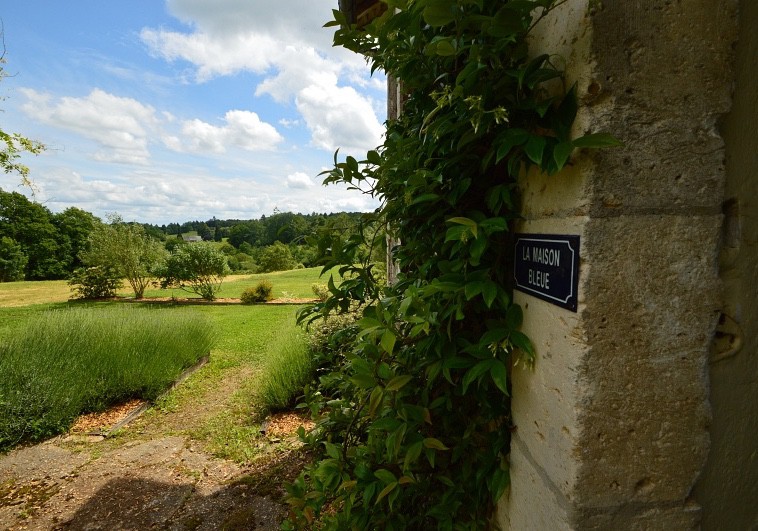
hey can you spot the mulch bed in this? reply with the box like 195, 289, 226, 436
70, 399, 147, 434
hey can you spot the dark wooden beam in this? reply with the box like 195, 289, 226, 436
338, 0, 387, 28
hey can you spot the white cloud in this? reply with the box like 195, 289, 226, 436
19, 88, 161, 165
180, 110, 282, 153
140, 1, 385, 156
286, 172, 314, 189
140, 29, 278, 81
4, 164, 378, 225
297, 84, 384, 154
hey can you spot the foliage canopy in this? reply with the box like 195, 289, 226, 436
287, 1, 619, 528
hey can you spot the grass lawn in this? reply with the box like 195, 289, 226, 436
0, 267, 323, 457
120, 266, 337, 300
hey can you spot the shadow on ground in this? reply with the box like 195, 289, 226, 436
55, 476, 282, 531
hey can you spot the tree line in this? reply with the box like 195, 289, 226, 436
0, 187, 366, 283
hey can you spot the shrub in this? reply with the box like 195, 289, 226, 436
311, 283, 330, 302
240, 280, 273, 304
0, 305, 215, 451
68, 265, 122, 299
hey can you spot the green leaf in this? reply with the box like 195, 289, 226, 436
381, 329, 397, 354
490, 360, 509, 395
324, 442, 340, 460
410, 193, 441, 205
374, 469, 397, 484
369, 386, 384, 417
366, 150, 382, 165
505, 304, 523, 329
462, 359, 494, 393
445, 225, 469, 242
446, 217, 478, 238
495, 129, 529, 163
404, 440, 424, 470
386, 374, 413, 391
465, 281, 484, 300
423, 437, 449, 451
525, 135, 546, 165
482, 281, 498, 308
572, 133, 623, 148
490, 466, 510, 502
490, 6, 526, 36
510, 330, 536, 358
553, 141, 574, 169
480, 327, 509, 345
376, 482, 398, 504
427, 38, 457, 56
423, 1, 456, 27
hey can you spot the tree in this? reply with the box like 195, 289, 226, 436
80, 215, 167, 299
0, 236, 26, 282
258, 241, 297, 273
53, 207, 100, 272
0, 188, 70, 279
158, 242, 230, 300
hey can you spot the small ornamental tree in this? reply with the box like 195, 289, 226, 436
80, 215, 167, 299
158, 242, 230, 301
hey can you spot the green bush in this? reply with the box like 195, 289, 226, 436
240, 280, 273, 304
0, 305, 215, 451
311, 283, 330, 302
68, 265, 122, 299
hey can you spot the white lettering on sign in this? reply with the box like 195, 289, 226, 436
528, 269, 550, 289
521, 246, 561, 266
532, 246, 560, 266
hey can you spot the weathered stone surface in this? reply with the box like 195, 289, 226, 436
577, 214, 719, 508
497, 1, 739, 528
586, 1, 737, 214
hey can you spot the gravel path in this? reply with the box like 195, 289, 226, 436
0, 365, 308, 530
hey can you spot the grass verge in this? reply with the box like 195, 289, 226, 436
0, 305, 215, 451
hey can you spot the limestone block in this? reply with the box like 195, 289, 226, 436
579, 501, 701, 531
573, 215, 720, 506
497, 437, 572, 531
591, 0, 737, 117
582, 0, 738, 213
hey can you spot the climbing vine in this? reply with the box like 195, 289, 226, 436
286, 1, 618, 528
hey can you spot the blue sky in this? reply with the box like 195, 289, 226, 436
0, 1, 386, 225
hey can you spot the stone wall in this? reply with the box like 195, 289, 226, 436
498, 1, 740, 528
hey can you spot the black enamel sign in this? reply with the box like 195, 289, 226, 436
514, 234, 580, 312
